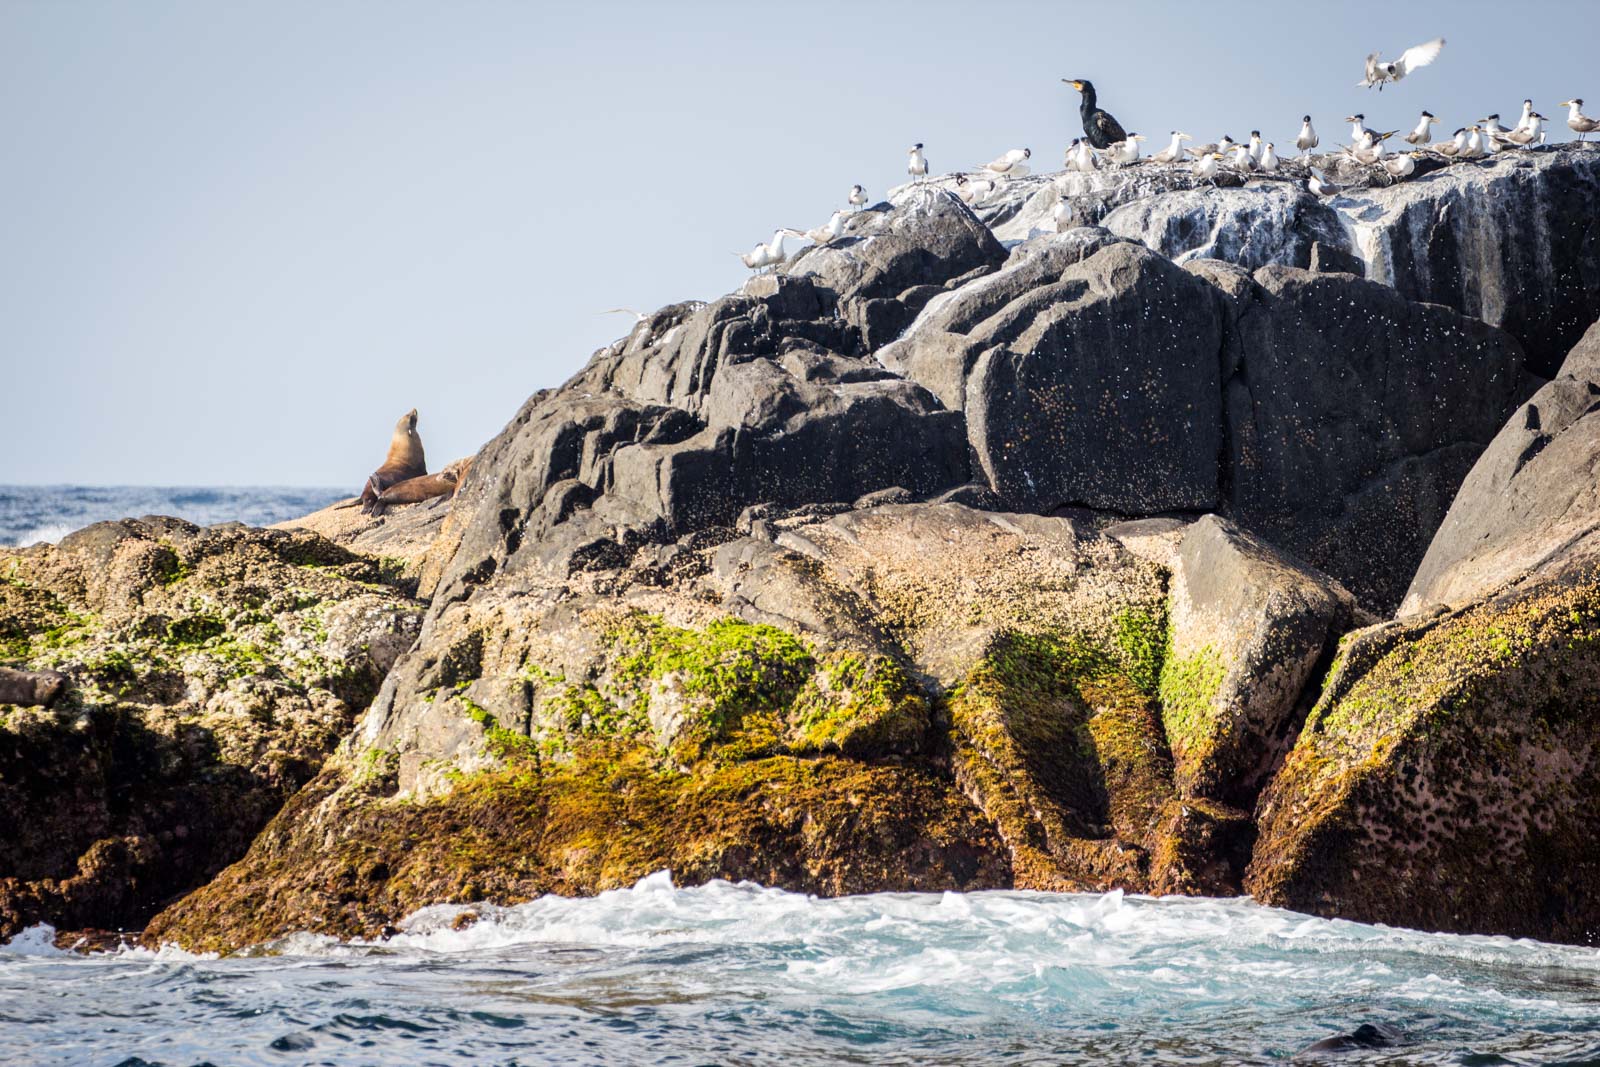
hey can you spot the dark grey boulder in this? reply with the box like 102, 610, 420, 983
1214, 264, 1533, 611
891, 240, 1225, 514
781, 186, 1006, 350
1402, 317, 1600, 615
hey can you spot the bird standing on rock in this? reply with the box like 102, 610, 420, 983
1436, 127, 1469, 157
1491, 113, 1546, 149
848, 184, 868, 210
1067, 138, 1098, 173
1296, 116, 1320, 156
1405, 111, 1438, 145
1382, 152, 1417, 180
907, 144, 928, 181
1559, 99, 1599, 140
1246, 131, 1265, 163
983, 147, 1032, 177
1193, 151, 1221, 187
1152, 130, 1190, 163
1308, 169, 1342, 198
1189, 134, 1235, 158
1063, 78, 1127, 148
1259, 142, 1280, 172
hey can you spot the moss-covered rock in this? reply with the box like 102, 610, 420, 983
1160, 516, 1363, 807
0, 519, 422, 939
1247, 564, 1600, 943
143, 744, 1007, 951
145, 503, 1281, 952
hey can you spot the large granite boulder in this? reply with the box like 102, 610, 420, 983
1402, 318, 1600, 615
1248, 561, 1600, 942
0, 520, 422, 939
780, 185, 1006, 349
1160, 516, 1363, 807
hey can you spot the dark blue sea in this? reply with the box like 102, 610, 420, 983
0, 486, 347, 547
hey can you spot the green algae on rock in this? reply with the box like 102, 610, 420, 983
0, 519, 422, 940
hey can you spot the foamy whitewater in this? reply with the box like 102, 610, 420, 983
0, 486, 345, 547
4, 874, 1600, 1066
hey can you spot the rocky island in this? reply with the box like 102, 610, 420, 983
5, 145, 1600, 952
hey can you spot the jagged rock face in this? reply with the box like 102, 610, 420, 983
780, 186, 1007, 349
1403, 319, 1600, 615
426, 273, 969, 604
923, 147, 1600, 375
1160, 516, 1363, 808
1335, 148, 1600, 376
0, 521, 422, 938
1248, 563, 1600, 943
883, 239, 1529, 609
1214, 264, 1533, 610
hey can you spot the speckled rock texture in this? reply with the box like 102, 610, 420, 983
1248, 561, 1600, 942
0, 520, 422, 939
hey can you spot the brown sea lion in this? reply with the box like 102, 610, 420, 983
368, 457, 471, 517
359, 408, 427, 515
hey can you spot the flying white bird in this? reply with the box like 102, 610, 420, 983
1560, 99, 1600, 141
1152, 130, 1190, 163
907, 143, 928, 181
1358, 37, 1445, 90
1405, 111, 1439, 145
1296, 116, 1320, 156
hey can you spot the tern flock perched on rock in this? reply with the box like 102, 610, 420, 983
733, 32, 1594, 272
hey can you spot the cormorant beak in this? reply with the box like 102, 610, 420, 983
1062, 79, 1084, 91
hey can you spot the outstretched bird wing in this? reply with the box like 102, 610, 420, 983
1394, 37, 1444, 78
1358, 51, 1382, 88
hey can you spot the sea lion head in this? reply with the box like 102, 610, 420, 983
385, 408, 426, 474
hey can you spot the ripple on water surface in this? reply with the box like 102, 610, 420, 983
5, 872, 1600, 1066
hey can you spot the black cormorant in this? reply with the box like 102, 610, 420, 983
1063, 79, 1126, 149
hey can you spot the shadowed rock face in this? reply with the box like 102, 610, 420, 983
1403, 319, 1600, 614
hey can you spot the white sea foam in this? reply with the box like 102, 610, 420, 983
7, 876, 1600, 1065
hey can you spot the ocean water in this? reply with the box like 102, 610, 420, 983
0, 486, 348, 547
4, 873, 1599, 1067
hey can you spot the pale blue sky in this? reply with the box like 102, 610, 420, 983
2, 0, 1590, 485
